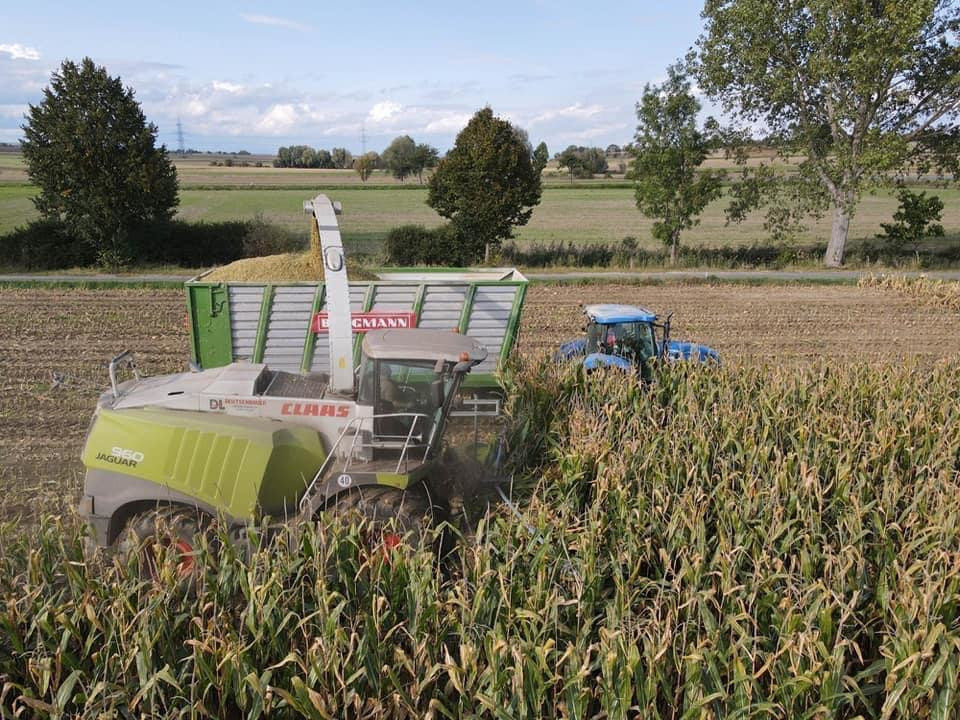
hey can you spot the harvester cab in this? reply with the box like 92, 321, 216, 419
556, 303, 720, 377
79, 194, 486, 558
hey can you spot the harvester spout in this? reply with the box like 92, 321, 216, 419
304, 194, 353, 394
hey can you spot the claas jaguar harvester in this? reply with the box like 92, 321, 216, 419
79, 195, 486, 564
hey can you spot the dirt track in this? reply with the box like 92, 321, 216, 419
2, 283, 959, 523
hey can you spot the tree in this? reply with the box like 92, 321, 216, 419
383, 135, 417, 181
427, 107, 542, 262
354, 152, 379, 182
314, 149, 333, 169
697, 0, 960, 266
533, 142, 549, 174
21, 58, 178, 268
331, 147, 353, 169
632, 64, 724, 265
877, 188, 945, 249
557, 146, 608, 180
412, 143, 439, 184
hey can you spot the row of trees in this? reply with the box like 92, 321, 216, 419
274, 137, 441, 183
280, 138, 621, 183
274, 145, 354, 169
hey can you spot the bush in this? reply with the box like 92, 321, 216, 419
384, 224, 466, 266
0, 219, 95, 269
0, 217, 302, 270
139, 220, 246, 266
877, 188, 945, 249
240, 214, 304, 258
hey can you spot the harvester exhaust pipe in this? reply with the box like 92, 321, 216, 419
303, 195, 353, 394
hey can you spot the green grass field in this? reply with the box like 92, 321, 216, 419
2, 151, 958, 256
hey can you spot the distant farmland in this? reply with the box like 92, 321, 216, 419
1, 152, 957, 254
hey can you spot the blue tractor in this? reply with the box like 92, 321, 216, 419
556, 304, 719, 378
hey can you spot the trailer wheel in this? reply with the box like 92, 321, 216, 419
323, 486, 434, 550
115, 506, 210, 585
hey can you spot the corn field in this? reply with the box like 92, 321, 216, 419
858, 273, 960, 312
2, 359, 959, 718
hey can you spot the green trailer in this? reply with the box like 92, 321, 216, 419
185, 267, 528, 391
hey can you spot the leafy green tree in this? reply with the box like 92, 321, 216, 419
330, 147, 353, 169
412, 143, 439, 184
427, 107, 542, 262
697, 0, 960, 266
383, 135, 417, 181
300, 147, 318, 168
557, 145, 608, 180
353, 152, 379, 182
533, 142, 549, 174
877, 188, 945, 249
632, 64, 724, 265
21, 58, 178, 268
556, 146, 583, 182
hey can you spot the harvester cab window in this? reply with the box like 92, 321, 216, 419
358, 357, 449, 440
377, 360, 444, 415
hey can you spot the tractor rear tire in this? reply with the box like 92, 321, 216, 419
323, 486, 434, 548
115, 506, 210, 586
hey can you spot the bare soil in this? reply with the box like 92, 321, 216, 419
2, 282, 958, 524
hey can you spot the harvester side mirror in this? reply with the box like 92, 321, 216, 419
452, 360, 474, 374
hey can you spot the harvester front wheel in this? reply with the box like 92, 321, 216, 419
324, 486, 434, 550
116, 506, 210, 584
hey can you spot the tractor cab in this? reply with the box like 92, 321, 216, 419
582, 304, 665, 379
585, 305, 659, 361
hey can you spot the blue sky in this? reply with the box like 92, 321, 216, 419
1, 1, 710, 154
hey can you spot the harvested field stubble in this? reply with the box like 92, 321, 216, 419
1, 359, 959, 716
523, 281, 960, 364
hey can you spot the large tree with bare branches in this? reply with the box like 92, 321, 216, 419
697, 0, 960, 266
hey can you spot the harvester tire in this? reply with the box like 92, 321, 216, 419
324, 486, 434, 548
115, 506, 210, 587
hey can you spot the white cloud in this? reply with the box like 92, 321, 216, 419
183, 98, 208, 117
424, 113, 471, 134
212, 81, 245, 94
240, 14, 311, 32
368, 101, 402, 123
529, 103, 603, 126
256, 103, 299, 134
564, 122, 630, 142
0, 43, 40, 61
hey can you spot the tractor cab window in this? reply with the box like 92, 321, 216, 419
586, 321, 657, 363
